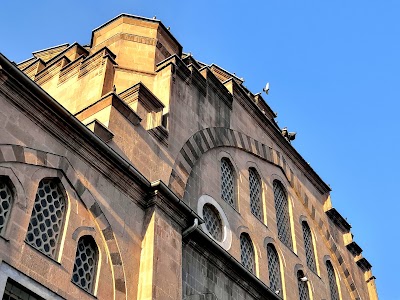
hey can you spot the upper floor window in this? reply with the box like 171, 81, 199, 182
326, 260, 339, 300
249, 168, 262, 220
0, 178, 13, 235
297, 270, 310, 300
26, 178, 66, 258
267, 244, 282, 294
273, 180, 293, 249
240, 233, 255, 273
72, 236, 99, 293
221, 158, 235, 208
203, 203, 223, 242
302, 221, 317, 273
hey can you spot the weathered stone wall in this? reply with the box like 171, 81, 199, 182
183, 243, 258, 300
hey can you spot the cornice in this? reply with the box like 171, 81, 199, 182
199, 66, 233, 109
119, 82, 164, 112
325, 207, 351, 232
345, 241, 363, 256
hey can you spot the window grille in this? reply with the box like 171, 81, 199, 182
221, 159, 235, 207
72, 236, 98, 293
297, 271, 310, 300
240, 233, 255, 273
0, 179, 12, 234
249, 168, 262, 220
26, 179, 66, 258
326, 261, 339, 300
302, 222, 317, 273
267, 244, 282, 293
203, 203, 223, 241
273, 181, 293, 249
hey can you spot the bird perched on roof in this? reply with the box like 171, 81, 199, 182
281, 127, 296, 143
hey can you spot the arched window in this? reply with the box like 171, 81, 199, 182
297, 270, 310, 300
221, 158, 235, 208
240, 233, 255, 273
273, 180, 293, 249
302, 221, 317, 273
267, 244, 282, 293
249, 168, 262, 220
26, 178, 66, 258
72, 236, 99, 293
203, 203, 223, 242
0, 178, 13, 235
326, 260, 339, 300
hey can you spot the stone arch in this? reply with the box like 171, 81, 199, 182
168, 128, 362, 299
169, 127, 293, 199
0, 144, 127, 299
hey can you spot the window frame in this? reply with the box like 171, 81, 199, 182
220, 157, 237, 209
273, 180, 293, 250
249, 167, 263, 221
25, 177, 68, 260
71, 235, 99, 294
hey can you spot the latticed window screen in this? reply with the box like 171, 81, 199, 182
72, 236, 98, 293
297, 271, 310, 300
26, 179, 66, 258
267, 244, 282, 293
249, 168, 262, 220
240, 233, 255, 273
221, 159, 235, 207
326, 261, 339, 300
0, 179, 13, 234
203, 203, 223, 241
302, 222, 317, 273
273, 181, 293, 249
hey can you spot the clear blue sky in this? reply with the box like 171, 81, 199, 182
1, 1, 394, 298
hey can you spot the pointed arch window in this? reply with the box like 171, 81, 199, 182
297, 270, 310, 300
26, 178, 66, 258
240, 233, 255, 273
0, 178, 13, 235
267, 244, 282, 293
326, 260, 339, 300
72, 236, 99, 293
249, 168, 262, 220
302, 221, 317, 273
221, 158, 235, 208
273, 180, 293, 249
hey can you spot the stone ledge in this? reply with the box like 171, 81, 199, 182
75, 92, 141, 126
86, 119, 114, 143
325, 207, 351, 232
345, 241, 363, 256
356, 257, 372, 272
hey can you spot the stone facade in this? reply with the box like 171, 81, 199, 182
0, 14, 378, 300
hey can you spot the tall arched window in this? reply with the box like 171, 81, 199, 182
221, 158, 235, 208
273, 180, 293, 249
297, 270, 310, 300
326, 260, 339, 300
267, 244, 282, 293
249, 168, 262, 220
302, 221, 317, 273
240, 233, 255, 273
0, 178, 13, 235
72, 236, 99, 293
26, 178, 66, 258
